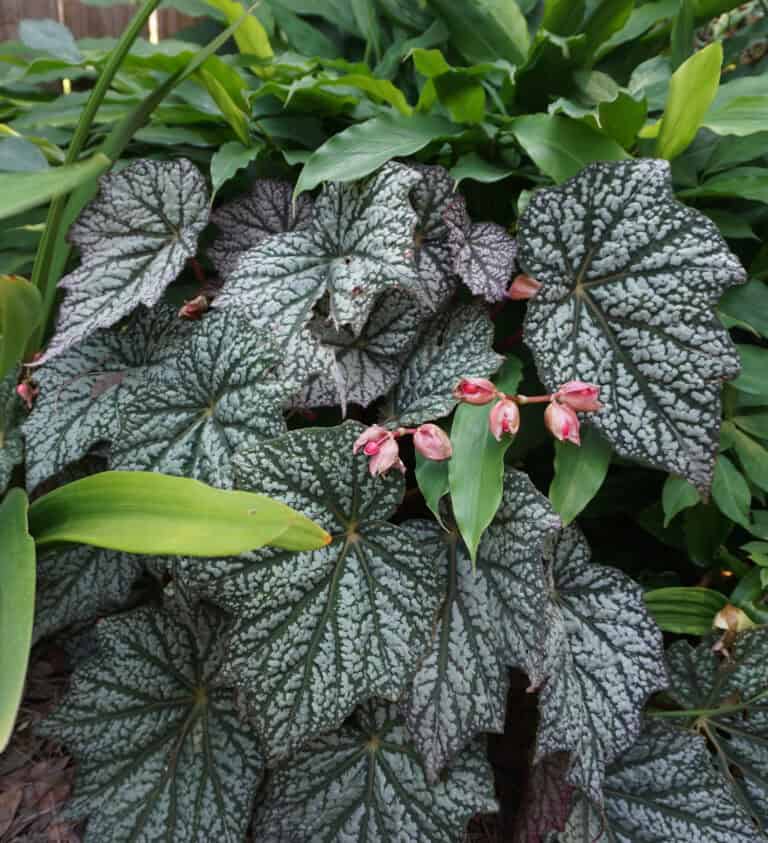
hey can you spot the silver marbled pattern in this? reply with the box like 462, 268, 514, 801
0, 371, 24, 494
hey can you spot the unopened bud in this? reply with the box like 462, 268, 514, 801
489, 398, 520, 441
178, 295, 209, 320
544, 401, 580, 445
506, 273, 541, 301
555, 380, 602, 412
413, 424, 452, 461
452, 377, 498, 405
16, 381, 38, 410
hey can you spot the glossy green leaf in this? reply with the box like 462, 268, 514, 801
670, 0, 695, 70
644, 586, 726, 634
0, 137, 49, 173
712, 454, 751, 528
0, 274, 41, 380
719, 280, 768, 338
0, 488, 35, 753
733, 345, 768, 396
415, 450, 450, 527
27, 471, 330, 555
655, 41, 722, 160
549, 425, 612, 526
448, 152, 515, 185
542, 0, 585, 35
662, 474, 700, 526
729, 425, 768, 493
578, 0, 635, 64
210, 140, 262, 195
598, 91, 647, 149
734, 411, 768, 440
18, 18, 82, 63
684, 502, 732, 566
197, 66, 251, 147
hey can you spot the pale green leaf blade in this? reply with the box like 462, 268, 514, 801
414, 453, 449, 526
549, 425, 612, 526
644, 586, 726, 635
0, 274, 42, 380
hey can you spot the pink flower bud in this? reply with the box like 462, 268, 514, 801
506, 273, 541, 301
178, 295, 210, 321
368, 436, 405, 477
452, 377, 498, 405
489, 398, 520, 441
413, 424, 452, 461
544, 401, 580, 445
353, 425, 390, 455
16, 381, 38, 410
555, 380, 602, 412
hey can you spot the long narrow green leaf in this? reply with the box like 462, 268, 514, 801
0, 488, 35, 753
0, 275, 42, 379
644, 586, 726, 635
549, 425, 612, 526
28, 471, 331, 556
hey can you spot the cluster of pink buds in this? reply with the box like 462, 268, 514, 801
452, 377, 602, 446
16, 380, 38, 410
353, 422, 452, 477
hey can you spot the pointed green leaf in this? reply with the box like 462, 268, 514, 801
210, 141, 263, 196
549, 425, 612, 526
662, 474, 701, 526
415, 452, 450, 526
730, 426, 768, 493
0, 274, 41, 380
712, 453, 751, 528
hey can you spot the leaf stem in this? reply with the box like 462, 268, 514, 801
647, 688, 768, 719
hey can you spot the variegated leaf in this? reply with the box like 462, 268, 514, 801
392, 304, 503, 425
403, 470, 561, 783
37, 602, 264, 843
209, 178, 314, 277
666, 628, 768, 828
555, 722, 761, 842
214, 162, 422, 352
23, 306, 187, 491
42, 159, 209, 361
445, 194, 517, 302
535, 526, 668, 803
177, 423, 442, 761
518, 159, 746, 493
112, 310, 291, 487
0, 371, 24, 493
254, 700, 497, 842
514, 753, 575, 843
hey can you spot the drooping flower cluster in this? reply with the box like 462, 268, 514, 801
353, 422, 452, 477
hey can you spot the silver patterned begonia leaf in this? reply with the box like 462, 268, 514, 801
209, 178, 314, 278
23, 305, 187, 491
554, 721, 761, 843
42, 158, 209, 361
112, 310, 292, 488
391, 304, 503, 425
0, 371, 24, 493
176, 422, 442, 762
37, 602, 264, 843
402, 470, 561, 784
444, 193, 517, 302
214, 162, 423, 350
535, 526, 668, 804
254, 700, 497, 843
518, 159, 746, 493
666, 628, 768, 828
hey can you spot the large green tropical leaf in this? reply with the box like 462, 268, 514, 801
38, 601, 264, 842
518, 159, 746, 493
254, 700, 497, 842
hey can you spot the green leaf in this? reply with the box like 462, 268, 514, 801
295, 113, 464, 194
210, 140, 262, 195
0, 137, 49, 173
38, 601, 265, 840
702, 72, 768, 137
204, 0, 273, 58
0, 153, 110, 222
719, 279, 768, 338
549, 425, 612, 526
0, 488, 34, 753
597, 90, 647, 149
655, 41, 723, 160
577, 0, 635, 65
254, 700, 497, 841
28, 470, 330, 555
18, 18, 82, 63
733, 345, 768, 396
425, 0, 529, 66
729, 425, 768, 493
448, 152, 515, 185
712, 454, 751, 528
197, 64, 251, 147
662, 474, 701, 526
670, 0, 695, 70
644, 586, 726, 634
415, 452, 450, 526
681, 167, 768, 205
542, 0, 586, 35
684, 501, 732, 565
507, 114, 628, 183
0, 274, 41, 381
734, 411, 768, 440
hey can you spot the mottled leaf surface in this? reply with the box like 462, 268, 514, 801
43, 159, 209, 361
667, 629, 768, 828
209, 178, 314, 277
254, 700, 497, 842
112, 310, 291, 488
392, 304, 502, 425
38, 603, 264, 843
403, 471, 561, 782
536, 526, 667, 802
177, 423, 442, 761
556, 722, 761, 842
445, 194, 517, 302
23, 306, 187, 491
519, 159, 746, 492
0, 372, 23, 494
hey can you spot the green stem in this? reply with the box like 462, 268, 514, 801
647, 688, 768, 719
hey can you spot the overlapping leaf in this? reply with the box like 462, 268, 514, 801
554, 722, 760, 842
43, 159, 209, 361
514, 753, 575, 843
23, 306, 187, 491
37, 602, 264, 843
177, 423, 442, 761
445, 193, 517, 302
518, 159, 746, 492
254, 700, 497, 842
112, 310, 292, 488
535, 526, 667, 803
0, 371, 23, 494
666, 628, 768, 828
209, 178, 314, 277
391, 304, 502, 425
402, 470, 561, 783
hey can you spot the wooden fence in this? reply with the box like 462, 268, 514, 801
0, 1, 195, 43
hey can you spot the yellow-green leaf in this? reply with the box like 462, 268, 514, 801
0, 275, 42, 379
204, 0, 272, 59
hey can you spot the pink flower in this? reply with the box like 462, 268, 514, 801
489, 398, 520, 441
353, 425, 390, 455
544, 401, 580, 445
178, 295, 209, 321
506, 273, 541, 301
413, 424, 452, 461
555, 380, 602, 412
452, 377, 498, 405
353, 425, 405, 476
16, 382, 38, 410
